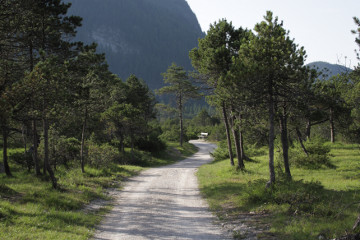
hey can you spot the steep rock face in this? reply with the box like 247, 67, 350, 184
66, 0, 204, 89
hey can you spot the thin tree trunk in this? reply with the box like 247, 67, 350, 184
306, 119, 311, 141
296, 127, 309, 157
222, 101, 234, 166
179, 95, 183, 147
32, 119, 41, 176
279, 106, 291, 179
330, 107, 335, 143
43, 118, 57, 189
238, 113, 250, 161
2, 126, 12, 177
120, 133, 125, 154
80, 107, 87, 173
230, 109, 244, 169
22, 124, 27, 153
22, 124, 31, 172
268, 92, 276, 186
130, 133, 134, 162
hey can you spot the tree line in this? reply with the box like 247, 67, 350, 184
185, 12, 360, 186
0, 0, 162, 188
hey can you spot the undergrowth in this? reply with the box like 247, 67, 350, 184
197, 142, 360, 240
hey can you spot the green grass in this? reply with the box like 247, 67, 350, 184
197, 143, 360, 240
0, 141, 197, 240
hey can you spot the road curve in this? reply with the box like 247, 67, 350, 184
92, 140, 232, 240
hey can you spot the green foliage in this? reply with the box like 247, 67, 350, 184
136, 136, 166, 154
198, 142, 360, 239
86, 142, 120, 168
211, 141, 231, 160
9, 152, 33, 169
289, 138, 333, 169
0, 140, 196, 239
159, 126, 183, 142
244, 143, 268, 157
244, 179, 329, 216
211, 140, 267, 162
0, 164, 142, 240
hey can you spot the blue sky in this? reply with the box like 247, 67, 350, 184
186, 0, 360, 68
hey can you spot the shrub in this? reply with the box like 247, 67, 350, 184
244, 143, 267, 157
9, 151, 33, 169
52, 137, 80, 166
159, 127, 180, 142
136, 135, 166, 153
87, 142, 120, 168
244, 179, 333, 217
211, 140, 230, 160
289, 138, 333, 169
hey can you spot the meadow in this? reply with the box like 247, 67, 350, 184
197, 142, 360, 239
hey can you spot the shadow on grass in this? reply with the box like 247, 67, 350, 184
202, 177, 359, 219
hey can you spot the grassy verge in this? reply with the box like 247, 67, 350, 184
197, 142, 360, 240
0, 141, 197, 240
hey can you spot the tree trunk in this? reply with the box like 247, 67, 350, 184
22, 124, 27, 153
222, 102, 234, 166
330, 107, 335, 143
296, 127, 309, 157
80, 107, 88, 173
238, 113, 250, 161
268, 92, 276, 186
179, 95, 183, 147
230, 109, 244, 169
32, 119, 41, 176
279, 106, 291, 179
22, 124, 31, 172
2, 126, 12, 177
43, 118, 57, 189
120, 133, 125, 154
131, 134, 134, 162
306, 119, 311, 140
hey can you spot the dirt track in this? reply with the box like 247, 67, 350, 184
92, 140, 232, 240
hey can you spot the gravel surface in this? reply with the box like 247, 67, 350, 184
92, 140, 232, 240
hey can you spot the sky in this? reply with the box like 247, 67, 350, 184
185, 0, 360, 68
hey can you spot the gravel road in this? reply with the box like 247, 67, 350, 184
92, 140, 232, 240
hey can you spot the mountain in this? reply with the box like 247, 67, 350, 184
307, 61, 352, 78
66, 0, 205, 89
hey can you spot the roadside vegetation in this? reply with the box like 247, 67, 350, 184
1, 1, 360, 239
198, 141, 360, 239
0, 142, 196, 240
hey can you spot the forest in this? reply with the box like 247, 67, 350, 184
1, 0, 360, 239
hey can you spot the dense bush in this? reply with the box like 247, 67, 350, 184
289, 138, 333, 169
136, 134, 166, 153
86, 142, 120, 168
244, 179, 336, 217
211, 140, 230, 160
52, 137, 80, 166
9, 151, 33, 170
244, 143, 267, 157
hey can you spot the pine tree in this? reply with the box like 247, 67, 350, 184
157, 63, 200, 147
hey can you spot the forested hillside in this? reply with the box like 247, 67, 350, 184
66, 0, 204, 89
308, 61, 352, 78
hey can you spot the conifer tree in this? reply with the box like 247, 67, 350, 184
157, 63, 200, 147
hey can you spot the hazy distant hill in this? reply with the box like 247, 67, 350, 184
307, 61, 352, 78
66, 0, 204, 90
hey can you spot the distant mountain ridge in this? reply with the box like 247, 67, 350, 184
66, 0, 205, 89
307, 61, 352, 78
